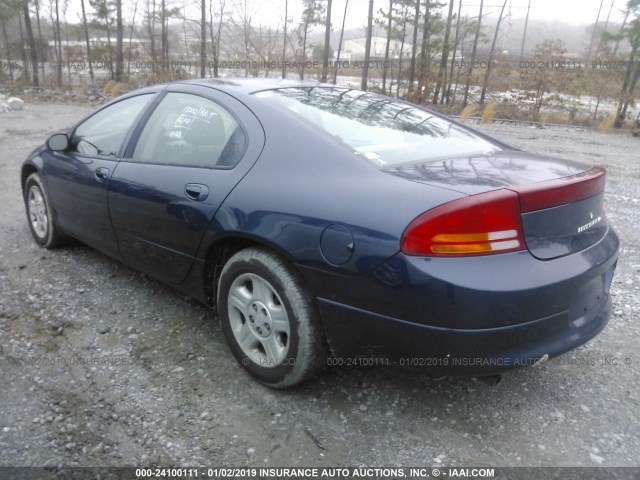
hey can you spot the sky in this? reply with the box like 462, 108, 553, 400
456, 0, 625, 25
245, 0, 628, 31
65, 0, 628, 36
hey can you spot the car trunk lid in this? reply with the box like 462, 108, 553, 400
387, 152, 608, 260
513, 167, 607, 260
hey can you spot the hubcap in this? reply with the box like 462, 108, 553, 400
28, 185, 48, 239
228, 273, 290, 368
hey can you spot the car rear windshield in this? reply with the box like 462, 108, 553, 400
254, 87, 500, 166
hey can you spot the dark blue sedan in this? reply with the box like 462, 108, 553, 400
21, 79, 619, 387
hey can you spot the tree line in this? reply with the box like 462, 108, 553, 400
1, 0, 639, 128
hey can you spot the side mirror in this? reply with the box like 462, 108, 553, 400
47, 133, 69, 151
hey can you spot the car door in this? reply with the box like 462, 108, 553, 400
44, 93, 156, 258
108, 85, 264, 284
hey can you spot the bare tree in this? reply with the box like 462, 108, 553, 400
394, 0, 410, 97
200, 0, 206, 76
282, 0, 288, 78
127, 0, 140, 75
158, 0, 179, 66
62, 0, 72, 82
361, 0, 374, 90
519, 39, 568, 112
417, 0, 430, 91
479, 0, 507, 105
34, 0, 45, 82
586, 0, 605, 63
407, 0, 420, 93
231, 0, 254, 77
519, 0, 530, 61
379, 0, 393, 93
297, 0, 324, 79
91, 0, 114, 78
595, 0, 615, 58
613, 5, 631, 56
18, 13, 28, 80
250, 23, 281, 76
614, 0, 640, 128
433, 0, 455, 103
0, 3, 16, 84
208, 0, 225, 77
115, 0, 124, 81
445, 0, 463, 103
462, 0, 483, 106
50, 0, 63, 85
332, 0, 348, 84
23, 1, 39, 86
80, 0, 94, 82
161, 0, 167, 64
321, 0, 332, 82
145, 0, 157, 66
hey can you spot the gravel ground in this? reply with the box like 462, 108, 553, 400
0, 104, 638, 470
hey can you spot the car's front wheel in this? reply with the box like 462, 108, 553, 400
217, 247, 326, 388
24, 173, 65, 249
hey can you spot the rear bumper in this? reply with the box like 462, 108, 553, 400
308, 227, 619, 375
317, 293, 611, 376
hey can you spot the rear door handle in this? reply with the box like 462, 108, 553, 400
95, 167, 110, 182
185, 183, 210, 202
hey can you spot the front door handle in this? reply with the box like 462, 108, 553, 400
184, 183, 210, 202
95, 167, 110, 182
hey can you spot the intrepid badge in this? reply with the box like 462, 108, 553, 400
578, 212, 602, 233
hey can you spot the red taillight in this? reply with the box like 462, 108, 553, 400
512, 167, 605, 212
401, 189, 525, 256
401, 167, 607, 257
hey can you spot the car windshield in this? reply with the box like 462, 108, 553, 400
254, 87, 500, 166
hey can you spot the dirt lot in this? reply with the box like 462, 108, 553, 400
0, 104, 639, 470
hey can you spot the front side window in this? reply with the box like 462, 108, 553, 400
131, 92, 246, 168
71, 94, 153, 157
254, 87, 500, 167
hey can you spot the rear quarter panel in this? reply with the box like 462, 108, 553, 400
199, 100, 466, 277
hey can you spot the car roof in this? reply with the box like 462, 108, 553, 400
177, 77, 329, 97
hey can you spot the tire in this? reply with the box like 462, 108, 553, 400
24, 173, 65, 249
217, 247, 326, 388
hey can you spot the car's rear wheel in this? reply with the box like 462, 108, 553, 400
217, 247, 326, 388
24, 173, 65, 249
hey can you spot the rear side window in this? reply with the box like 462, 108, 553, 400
71, 94, 153, 157
131, 92, 246, 168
